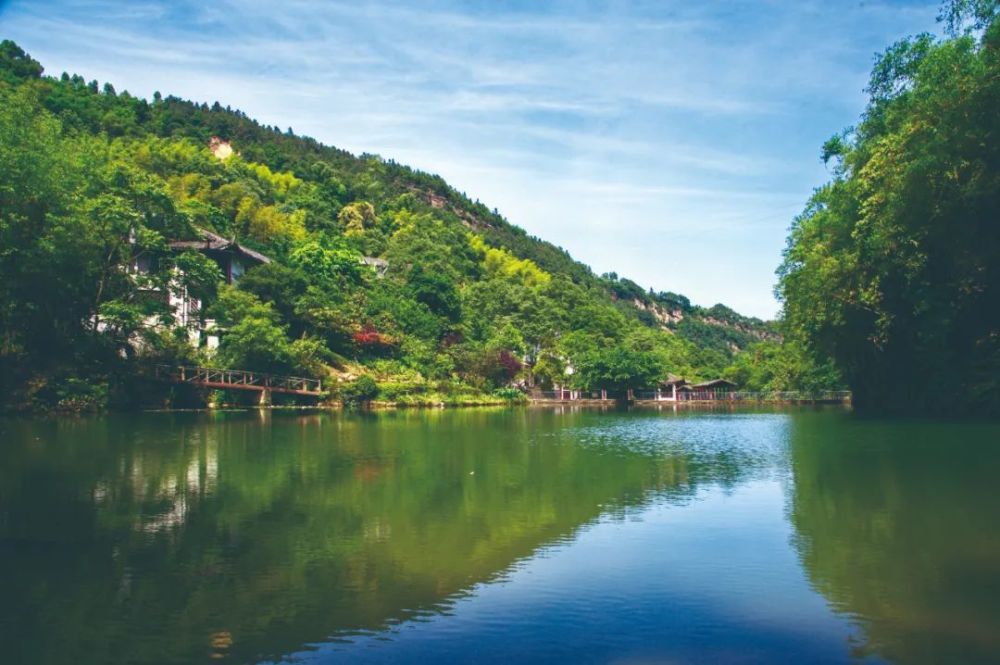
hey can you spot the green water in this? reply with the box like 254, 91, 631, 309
1, 407, 998, 664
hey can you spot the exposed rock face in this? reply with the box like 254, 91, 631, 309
702, 316, 780, 342
632, 298, 684, 325
209, 137, 234, 160
405, 186, 489, 231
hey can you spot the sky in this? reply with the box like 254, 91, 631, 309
1, 0, 944, 318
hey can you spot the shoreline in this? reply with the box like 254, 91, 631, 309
3, 398, 852, 417
142, 399, 851, 413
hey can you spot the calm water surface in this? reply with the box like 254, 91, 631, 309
1, 407, 999, 664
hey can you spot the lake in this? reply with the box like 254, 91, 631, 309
1, 407, 999, 664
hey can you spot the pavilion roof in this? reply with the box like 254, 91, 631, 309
690, 379, 738, 389
169, 227, 271, 264
660, 373, 687, 387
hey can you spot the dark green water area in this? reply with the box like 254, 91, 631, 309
1, 407, 998, 664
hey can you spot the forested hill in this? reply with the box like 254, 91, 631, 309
0, 40, 816, 411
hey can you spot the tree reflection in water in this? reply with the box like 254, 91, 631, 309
789, 414, 1000, 664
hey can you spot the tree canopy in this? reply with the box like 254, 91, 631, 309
778, 1, 1000, 414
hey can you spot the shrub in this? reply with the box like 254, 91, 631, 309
54, 378, 109, 412
493, 387, 525, 403
377, 381, 427, 401
340, 375, 378, 405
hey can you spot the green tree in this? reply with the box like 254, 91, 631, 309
723, 340, 842, 393
173, 250, 222, 303
338, 200, 376, 236
210, 287, 300, 373
288, 239, 362, 288
0, 40, 43, 83
407, 265, 461, 322
778, 1, 1000, 414
573, 342, 665, 396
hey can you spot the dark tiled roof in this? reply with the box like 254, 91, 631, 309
690, 379, 738, 389
237, 244, 272, 264
169, 228, 271, 264
661, 373, 687, 386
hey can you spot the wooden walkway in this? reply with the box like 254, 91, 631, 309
154, 365, 322, 396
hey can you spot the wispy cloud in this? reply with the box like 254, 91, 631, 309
2, 0, 941, 317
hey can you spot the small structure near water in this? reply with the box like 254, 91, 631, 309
677, 379, 738, 401
133, 227, 272, 349
656, 374, 688, 401
640, 376, 738, 402
533, 375, 741, 403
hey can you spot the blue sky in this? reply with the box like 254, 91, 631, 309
1, 0, 942, 317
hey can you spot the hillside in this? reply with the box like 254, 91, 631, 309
0, 40, 812, 411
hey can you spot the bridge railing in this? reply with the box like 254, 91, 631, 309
154, 365, 322, 394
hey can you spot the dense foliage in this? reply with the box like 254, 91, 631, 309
778, 1, 1000, 414
0, 41, 825, 410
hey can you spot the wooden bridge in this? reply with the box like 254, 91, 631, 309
154, 365, 323, 396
